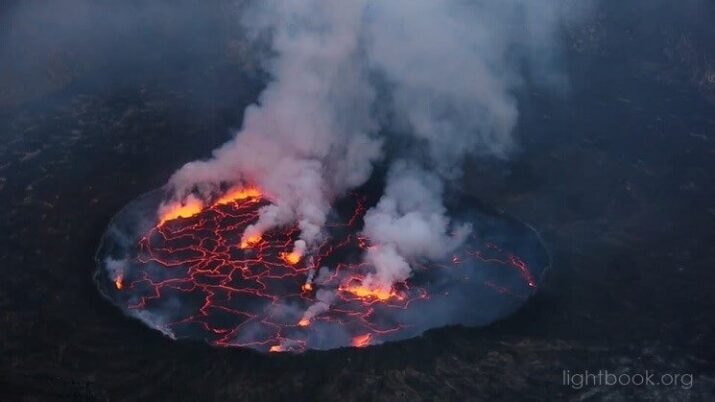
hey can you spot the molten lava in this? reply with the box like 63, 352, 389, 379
281, 251, 302, 265
100, 186, 541, 353
158, 197, 204, 225
341, 284, 400, 301
240, 234, 262, 249
352, 333, 372, 348
213, 186, 261, 206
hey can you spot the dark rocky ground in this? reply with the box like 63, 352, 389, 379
1, 1, 714, 401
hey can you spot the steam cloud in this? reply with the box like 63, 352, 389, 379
167, 0, 586, 291
362, 161, 471, 291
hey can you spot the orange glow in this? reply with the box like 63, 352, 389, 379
158, 199, 204, 225
343, 285, 397, 301
281, 251, 301, 265
116, 185, 539, 353
352, 333, 372, 347
240, 234, 262, 249
214, 187, 261, 206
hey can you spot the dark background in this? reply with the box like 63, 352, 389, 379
0, 1, 714, 400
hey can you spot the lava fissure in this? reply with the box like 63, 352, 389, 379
98, 188, 544, 352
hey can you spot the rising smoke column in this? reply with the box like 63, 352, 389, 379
165, 0, 586, 290
357, 0, 583, 291
365, 0, 573, 170
167, 0, 381, 251
360, 161, 472, 292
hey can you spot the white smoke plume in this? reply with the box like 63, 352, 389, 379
357, 0, 588, 290
168, 0, 381, 248
361, 161, 471, 290
165, 0, 586, 289
104, 257, 128, 282
300, 288, 336, 324
364, 0, 584, 176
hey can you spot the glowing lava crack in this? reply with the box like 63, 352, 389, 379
96, 188, 548, 353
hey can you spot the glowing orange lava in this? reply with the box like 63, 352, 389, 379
352, 333, 372, 347
110, 188, 538, 353
213, 187, 261, 206
281, 251, 302, 265
158, 187, 260, 225
240, 234, 262, 249
158, 198, 203, 225
342, 285, 400, 301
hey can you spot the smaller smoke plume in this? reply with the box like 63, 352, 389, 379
300, 288, 336, 324
361, 161, 471, 290
104, 257, 127, 281
290, 239, 307, 260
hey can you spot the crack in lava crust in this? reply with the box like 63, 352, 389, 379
96, 190, 547, 353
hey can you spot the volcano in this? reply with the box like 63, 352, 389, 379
95, 186, 548, 353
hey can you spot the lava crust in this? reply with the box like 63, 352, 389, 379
96, 188, 548, 353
